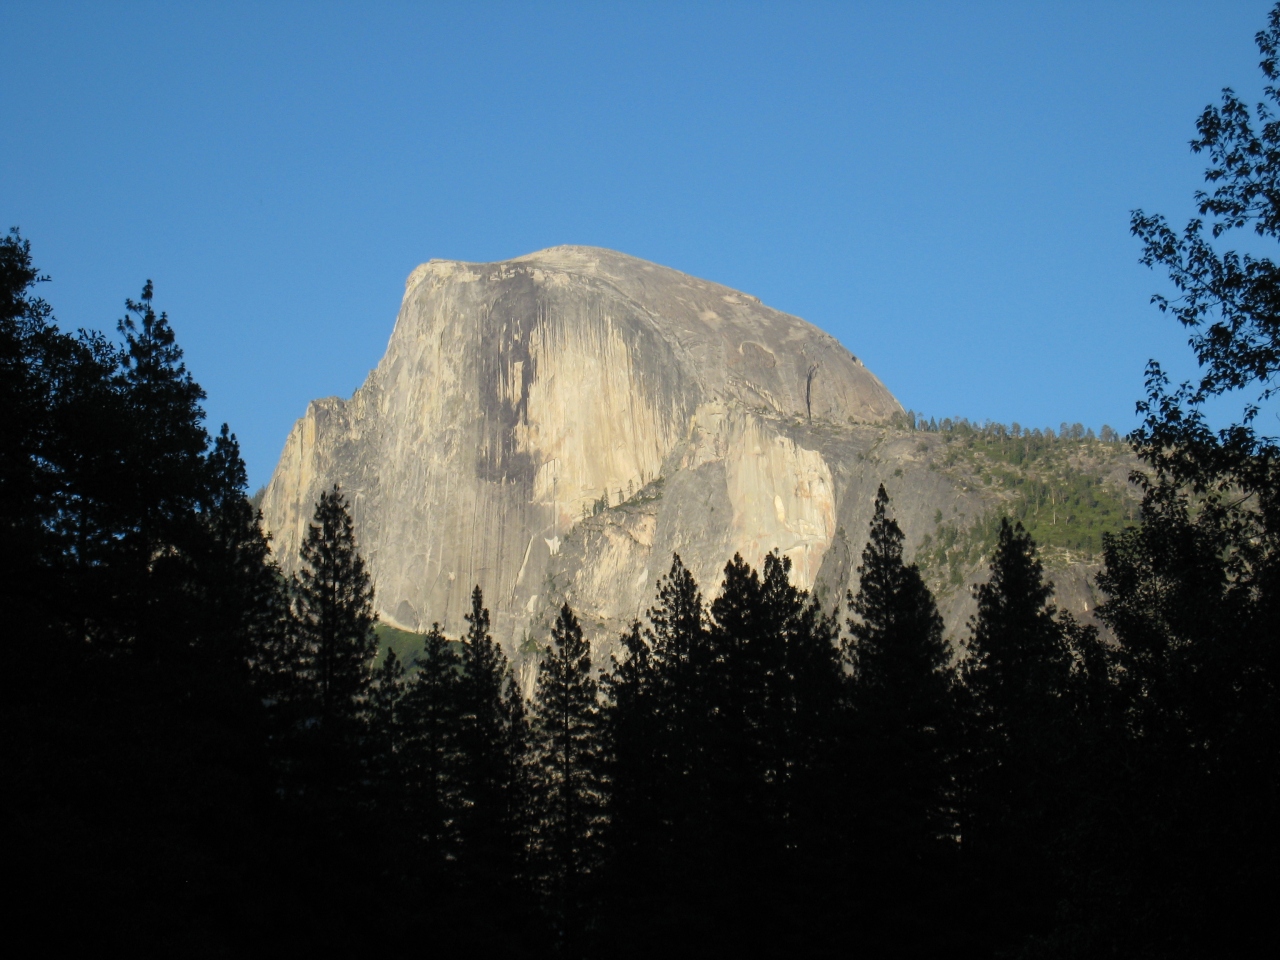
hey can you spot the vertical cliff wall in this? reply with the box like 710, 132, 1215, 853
260, 245, 908, 655
264, 245, 1124, 665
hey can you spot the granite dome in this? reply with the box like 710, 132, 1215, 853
261, 246, 910, 666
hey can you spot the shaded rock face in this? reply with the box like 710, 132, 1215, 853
261, 246, 1103, 665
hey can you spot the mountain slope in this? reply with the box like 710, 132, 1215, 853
260, 246, 1133, 668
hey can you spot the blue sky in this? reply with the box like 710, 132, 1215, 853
2, 1, 1273, 488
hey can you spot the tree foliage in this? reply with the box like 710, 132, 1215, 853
846, 485, 954, 852
293, 485, 377, 759
528, 603, 608, 945
1130, 5, 1280, 493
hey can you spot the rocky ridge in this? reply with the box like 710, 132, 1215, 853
261, 246, 1134, 672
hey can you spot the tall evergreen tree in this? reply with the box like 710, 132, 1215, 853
106, 282, 214, 661
843, 485, 956, 950
603, 618, 656, 850
0, 231, 118, 658
528, 602, 607, 947
403, 622, 463, 869
601, 556, 715, 950
648, 555, 711, 795
767, 552, 844, 951
0, 228, 58, 666
768, 550, 843, 815
456, 586, 525, 884
844, 483, 957, 839
198, 424, 291, 705
697, 551, 774, 948
614, 555, 709, 852
702, 551, 843, 948
2, 239, 308, 952
705, 553, 768, 833
366, 647, 407, 807
292, 484, 377, 781
117, 283, 208, 514
494, 665, 524, 860
964, 521, 1072, 729
958, 518, 1083, 951
500, 665, 530, 885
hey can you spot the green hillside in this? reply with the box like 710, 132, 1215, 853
907, 417, 1140, 587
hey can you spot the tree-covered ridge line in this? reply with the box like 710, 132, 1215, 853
877, 414, 1143, 592
771, 407, 1142, 601
900, 411, 1126, 446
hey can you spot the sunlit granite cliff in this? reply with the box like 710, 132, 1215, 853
261, 246, 1118, 667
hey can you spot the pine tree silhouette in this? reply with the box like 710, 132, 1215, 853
633, 556, 709, 847
528, 602, 607, 949
456, 586, 525, 890
846, 485, 955, 845
602, 555, 714, 948
366, 647, 407, 809
110, 281, 214, 661
959, 518, 1077, 951
0, 228, 59, 672
403, 622, 463, 871
777, 559, 843, 900
292, 485, 377, 791
706, 553, 766, 839
844, 484, 957, 952
2, 240, 328, 952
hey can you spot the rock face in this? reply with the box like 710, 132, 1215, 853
260, 246, 1116, 667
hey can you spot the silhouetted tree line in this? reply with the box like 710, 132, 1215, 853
7, 11, 1280, 952
3, 226, 1271, 957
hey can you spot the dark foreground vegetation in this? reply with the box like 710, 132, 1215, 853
7, 9, 1280, 956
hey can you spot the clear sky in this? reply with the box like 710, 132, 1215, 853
2, 1, 1274, 488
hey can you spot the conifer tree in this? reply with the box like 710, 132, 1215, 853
697, 550, 773, 945
0, 232, 119, 659
602, 556, 714, 944
604, 618, 656, 846
648, 555, 710, 765
632, 555, 709, 844
117, 282, 209, 523
403, 623, 463, 868
840, 485, 956, 951
292, 485, 377, 780
366, 648, 407, 804
500, 668, 530, 875
1, 243, 304, 950
109, 282, 214, 660
701, 551, 842, 946
964, 520, 1071, 728
764, 551, 844, 950
199, 424, 292, 701
959, 518, 1080, 949
706, 553, 767, 826
0, 228, 58, 665
779, 562, 843, 856
456, 586, 524, 880
528, 602, 607, 944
